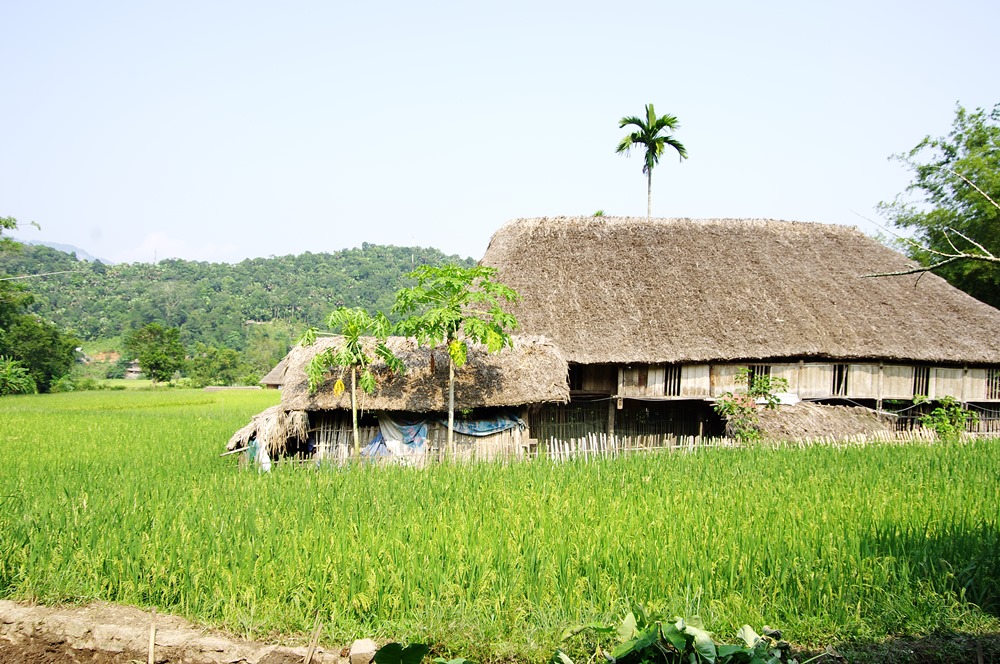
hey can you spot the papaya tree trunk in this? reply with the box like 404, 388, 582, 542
351, 367, 359, 459
448, 355, 455, 461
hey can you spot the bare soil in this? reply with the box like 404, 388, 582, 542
0, 601, 342, 664
3, 600, 999, 663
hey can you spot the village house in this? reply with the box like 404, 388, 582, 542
231, 335, 568, 461
234, 216, 1000, 460
479, 217, 1000, 439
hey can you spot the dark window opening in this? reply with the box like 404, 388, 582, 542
747, 364, 771, 387
913, 366, 930, 397
832, 364, 849, 396
664, 365, 682, 397
988, 368, 1000, 400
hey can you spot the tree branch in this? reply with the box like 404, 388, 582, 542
862, 168, 1000, 278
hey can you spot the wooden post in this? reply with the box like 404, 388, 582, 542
607, 398, 616, 437
877, 362, 884, 414
147, 608, 156, 664
303, 613, 323, 664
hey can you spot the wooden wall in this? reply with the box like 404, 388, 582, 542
606, 362, 999, 402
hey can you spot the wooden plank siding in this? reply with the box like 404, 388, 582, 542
965, 368, 988, 401
710, 364, 743, 397
606, 362, 998, 402
881, 365, 914, 399
847, 364, 879, 399
931, 368, 964, 400
680, 364, 711, 397
798, 364, 833, 398
771, 364, 799, 394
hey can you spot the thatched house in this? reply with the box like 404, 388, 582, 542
259, 356, 289, 389
480, 216, 1000, 439
230, 335, 569, 462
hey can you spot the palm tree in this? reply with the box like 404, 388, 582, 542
616, 104, 688, 218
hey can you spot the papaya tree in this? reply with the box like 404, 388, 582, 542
302, 307, 404, 458
393, 265, 520, 459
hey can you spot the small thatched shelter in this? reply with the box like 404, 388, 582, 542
259, 356, 289, 389
479, 217, 1000, 439
231, 335, 569, 462
227, 404, 309, 453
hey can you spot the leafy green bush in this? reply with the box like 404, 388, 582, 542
0, 355, 36, 395
712, 368, 789, 443
557, 608, 793, 664
915, 395, 979, 440
49, 375, 76, 393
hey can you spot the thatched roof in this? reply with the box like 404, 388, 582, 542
259, 356, 289, 387
226, 404, 309, 453
757, 402, 895, 441
280, 335, 569, 412
480, 217, 1000, 365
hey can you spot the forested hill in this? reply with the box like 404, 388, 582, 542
0, 243, 475, 349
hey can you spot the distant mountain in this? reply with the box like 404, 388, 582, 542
16, 238, 113, 264
0, 241, 476, 349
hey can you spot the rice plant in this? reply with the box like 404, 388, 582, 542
0, 390, 998, 662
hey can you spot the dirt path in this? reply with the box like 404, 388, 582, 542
0, 601, 343, 664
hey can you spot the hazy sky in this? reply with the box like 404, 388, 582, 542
2, 1, 996, 264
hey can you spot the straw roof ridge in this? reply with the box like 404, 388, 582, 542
279, 334, 569, 413
480, 216, 1000, 365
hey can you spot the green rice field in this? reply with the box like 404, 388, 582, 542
0, 389, 998, 661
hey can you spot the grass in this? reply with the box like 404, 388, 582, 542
0, 389, 998, 662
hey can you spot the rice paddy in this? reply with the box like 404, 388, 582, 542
1, 389, 998, 662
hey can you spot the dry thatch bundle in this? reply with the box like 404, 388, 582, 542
226, 404, 309, 454
280, 335, 569, 413
757, 402, 895, 441
480, 217, 1000, 365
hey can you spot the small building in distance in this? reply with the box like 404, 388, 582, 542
259, 356, 288, 389
230, 335, 569, 462
479, 216, 1000, 439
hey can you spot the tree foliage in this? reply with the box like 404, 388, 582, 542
616, 104, 688, 218
0, 216, 79, 392
124, 323, 185, 384
187, 343, 254, 387
878, 102, 1000, 307
303, 307, 404, 457
394, 265, 520, 367
0, 355, 37, 395
0, 243, 475, 349
394, 265, 520, 457
1, 315, 78, 392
